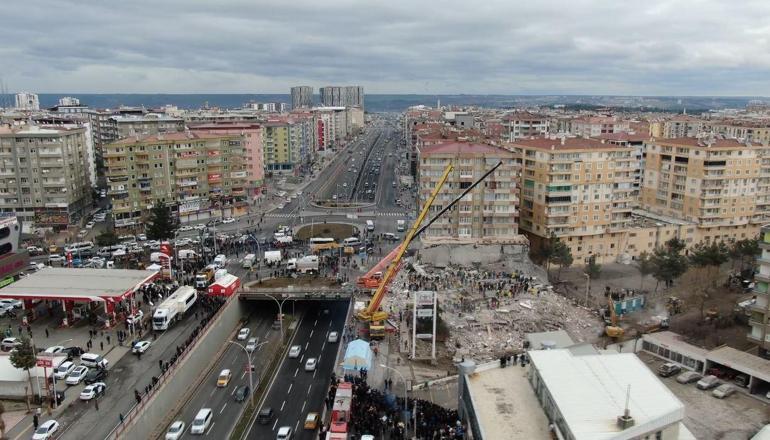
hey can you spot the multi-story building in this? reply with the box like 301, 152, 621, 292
189, 123, 265, 194
501, 112, 549, 141
0, 124, 92, 229
263, 119, 304, 174
319, 86, 364, 108
566, 116, 629, 138
290, 86, 313, 109
512, 136, 636, 263
14, 92, 39, 111
416, 141, 518, 243
640, 137, 762, 243
104, 132, 248, 228
312, 107, 349, 150
111, 114, 186, 139
748, 226, 770, 356
662, 115, 704, 138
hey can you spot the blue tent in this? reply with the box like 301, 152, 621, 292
342, 339, 374, 371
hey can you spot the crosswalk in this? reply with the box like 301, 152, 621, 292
376, 211, 407, 217
264, 213, 296, 218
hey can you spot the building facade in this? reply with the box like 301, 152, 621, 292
290, 86, 313, 109
14, 93, 39, 111
748, 226, 770, 355
111, 114, 186, 139
189, 123, 265, 194
416, 142, 518, 243
0, 125, 92, 228
104, 132, 248, 228
319, 86, 364, 108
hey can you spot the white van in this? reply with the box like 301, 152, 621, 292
397, 219, 406, 232
190, 408, 212, 434
343, 237, 361, 247
65, 241, 94, 254
213, 254, 227, 268
242, 254, 256, 269
366, 220, 375, 232
214, 269, 228, 281
80, 353, 109, 369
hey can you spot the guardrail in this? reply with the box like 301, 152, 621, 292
239, 288, 352, 300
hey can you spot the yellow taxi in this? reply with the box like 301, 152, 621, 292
304, 412, 319, 430
216, 369, 232, 387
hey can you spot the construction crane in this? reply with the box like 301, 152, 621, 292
605, 297, 625, 338
357, 160, 503, 337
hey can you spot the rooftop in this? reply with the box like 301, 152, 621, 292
651, 137, 757, 149
707, 346, 770, 383
419, 141, 512, 156
0, 268, 158, 302
464, 362, 551, 440
110, 131, 236, 145
512, 136, 623, 151
529, 350, 685, 440
641, 331, 709, 361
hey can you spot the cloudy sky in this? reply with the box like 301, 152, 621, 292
2, 0, 770, 95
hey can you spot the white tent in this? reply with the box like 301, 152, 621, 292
146, 263, 162, 271
342, 339, 374, 371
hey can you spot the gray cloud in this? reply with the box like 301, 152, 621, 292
1, 0, 770, 94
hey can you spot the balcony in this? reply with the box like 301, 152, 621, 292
38, 149, 63, 157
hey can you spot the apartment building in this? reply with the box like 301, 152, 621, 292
512, 137, 636, 263
566, 116, 629, 138
501, 112, 549, 141
189, 123, 265, 194
263, 119, 306, 173
748, 226, 770, 356
14, 92, 39, 111
662, 116, 705, 138
640, 137, 761, 243
416, 142, 518, 243
290, 86, 313, 109
111, 114, 185, 139
319, 86, 364, 108
104, 132, 248, 228
0, 125, 92, 229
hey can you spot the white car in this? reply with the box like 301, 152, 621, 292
1, 337, 20, 351
48, 255, 65, 263
165, 421, 186, 440
44, 346, 65, 355
194, 224, 207, 231
0, 298, 22, 309
126, 310, 144, 326
65, 366, 89, 385
31, 419, 59, 440
222, 217, 235, 224
132, 340, 151, 354
237, 328, 250, 341
79, 382, 106, 400
304, 358, 317, 371
245, 337, 258, 353
85, 221, 95, 229
54, 361, 76, 380
288, 345, 301, 358
328, 331, 339, 343
175, 238, 192, 247
179, 226, 193, 232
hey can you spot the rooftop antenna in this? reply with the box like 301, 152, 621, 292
617, 384, 635, 429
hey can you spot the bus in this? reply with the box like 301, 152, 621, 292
309, 237, 338, 252
309, 237, 336, 246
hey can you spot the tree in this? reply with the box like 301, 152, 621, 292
145, 201, 175, 241
676, 267, 714, 321
584, 254, 601, 279
9, 337, 37, 412
650, 238, 689, 291
730, 238, 760, 272
0, 402, 6, 439
688, 240, 729, 288
95, 231, 119, 247
550, 239, 573, 281
637, 251, 655, 290
533, 235, 558, 270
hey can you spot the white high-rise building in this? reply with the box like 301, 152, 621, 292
58, 96, 81, 107
14, 92, 40, 111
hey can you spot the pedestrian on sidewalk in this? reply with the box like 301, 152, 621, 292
100, 341, 104, 351
45, 328, 49, 338
33, 413, 39, 430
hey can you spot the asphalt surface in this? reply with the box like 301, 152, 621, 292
245, 301, 349, 440
164, 305, 277, 439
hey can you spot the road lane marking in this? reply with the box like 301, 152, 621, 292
210, 388, 216, 397
287, 383, 293, 394
309, 330, 314, 338
314, 319, 318, 326
305, 341, 309, 349
300, 355, 304, 363
302, 400, 307, 412
322, 341, 326, 351
206, 422, 215, 436
232, 387, 237, 395
295, 420, 300, 433
273, 419, 278, 430
294, 368, 298, 377
241, 370, 247, 380
281, 400, 286, 411
220, 402, 228, 414
307, 384, 312, 395
313, 369, 317, 378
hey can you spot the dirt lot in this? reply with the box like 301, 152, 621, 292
639, 352, 768, 439
295, 222, 357, 240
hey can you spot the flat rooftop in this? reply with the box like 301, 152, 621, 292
708, 346, 770, 383
465, 362, 551, 440
0, 268, 157, 301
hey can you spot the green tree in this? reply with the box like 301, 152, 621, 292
0, 402, 6, 438
584, 254, 601, 279
688, 240, 730, 288
95, 231, 119, 247
533, 235, 558, 270
145, 201, 175, 241
9, 336, 37, 412
550, 239, 573, 281
637, 251, 655, 290
650, 238, 689, 291
730, 238, 760, 272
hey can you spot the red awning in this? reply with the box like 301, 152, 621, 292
207, 274, 240, 296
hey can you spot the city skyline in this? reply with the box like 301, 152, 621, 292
3, 0, 770, 95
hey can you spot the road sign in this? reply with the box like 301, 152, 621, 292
416, 291, 434, 307
417, 309, 434, 318
36, 358, 53, 368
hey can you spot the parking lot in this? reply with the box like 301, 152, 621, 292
638, 352, 768, 439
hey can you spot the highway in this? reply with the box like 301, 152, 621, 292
245, 301, 349, 440
164, 306, 278, 439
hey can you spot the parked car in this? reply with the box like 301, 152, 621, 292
84, 368, 108, 385
657, 362, 681, 378
1, 337, 21, 351
165, 421, 186, 440
65, 366, 89, 385
697, 375, 721, 390
0, 299, 22, 309
234, 385, 250, 402
676, 371, 702, 384
126, 310, 144, 326
43, 346, 66, 355
25, 246, 43, 255
62, 346, 85, 357
79, 382, 106, 400
31, 419, 59, 440
48, 254, 65, 263
734, 374, 749, 388
53, 361, 76, 380
222, 217, 235, 224
712, 384, 737, 398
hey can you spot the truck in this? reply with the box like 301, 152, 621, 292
152, 286, 197, 331
275, 235, 293, 246
396, 219, 405, 232
366, 220, 375, 232
286, 255, 319, 274
178, 249, 198, 260
194, 265, 217, 289
264, 250, 282, 265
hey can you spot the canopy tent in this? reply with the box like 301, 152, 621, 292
342, 339, 374, 371
146, 263, 162, 271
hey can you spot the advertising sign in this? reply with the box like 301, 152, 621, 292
178, 200, 202, 214
417, 309, 434, 318
416, 291, 434, 307
34, 209, 68, 226
36, 358, 53, 368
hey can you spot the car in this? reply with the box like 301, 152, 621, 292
83, 367, 107, 384
165, 421, 186, 440
136, 234, 147, 241
304, 412, 320, 429
237, 327, 250, 341
328, 331, 339, 343
246, 337, 258, 353
0, 298, 22, 309
65, 366, 89, 385
288, 345, 302, 358
304, 358, 317, 372
222, 217, 235, 224
31, 419, 59, 440
25, 246, 43, 255
676, 371, 703, 384
53, 361, 76, 380
85, 221, 95, 229
132, 340, 151, 354
79, 382, 106, 400
194, 224, 206, 231
276, 426, 293, 440
712, 383, 737, 399
217, 369, 232, 387
257, 407, 274, 424
126, 310, 144, 326
657, 362, 681, 378
1, 337, 21, 351
234, 385, 250, 402
48, 254, 65, 263
62, 346, 84, 357
43, 346, 65, 355
77, 229, 88, 238
179, 225, 193, 232
696, 375, 721, 390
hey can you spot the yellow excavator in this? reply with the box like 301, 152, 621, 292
357, 161, 503, 338
605, 297, 625, 338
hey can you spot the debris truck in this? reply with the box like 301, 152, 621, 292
286, 255, 319, 274
264, 250, 282, 265
152, 286, 198, 331
194, 264, 216, 289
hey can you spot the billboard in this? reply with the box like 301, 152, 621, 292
0, 252, 29, 280
416, 291, 434, 307
34, 209, 69, 226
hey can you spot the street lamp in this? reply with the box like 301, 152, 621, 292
264, 294, 292, 338
228, 339, 269, 405
380, 364, 409, 431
